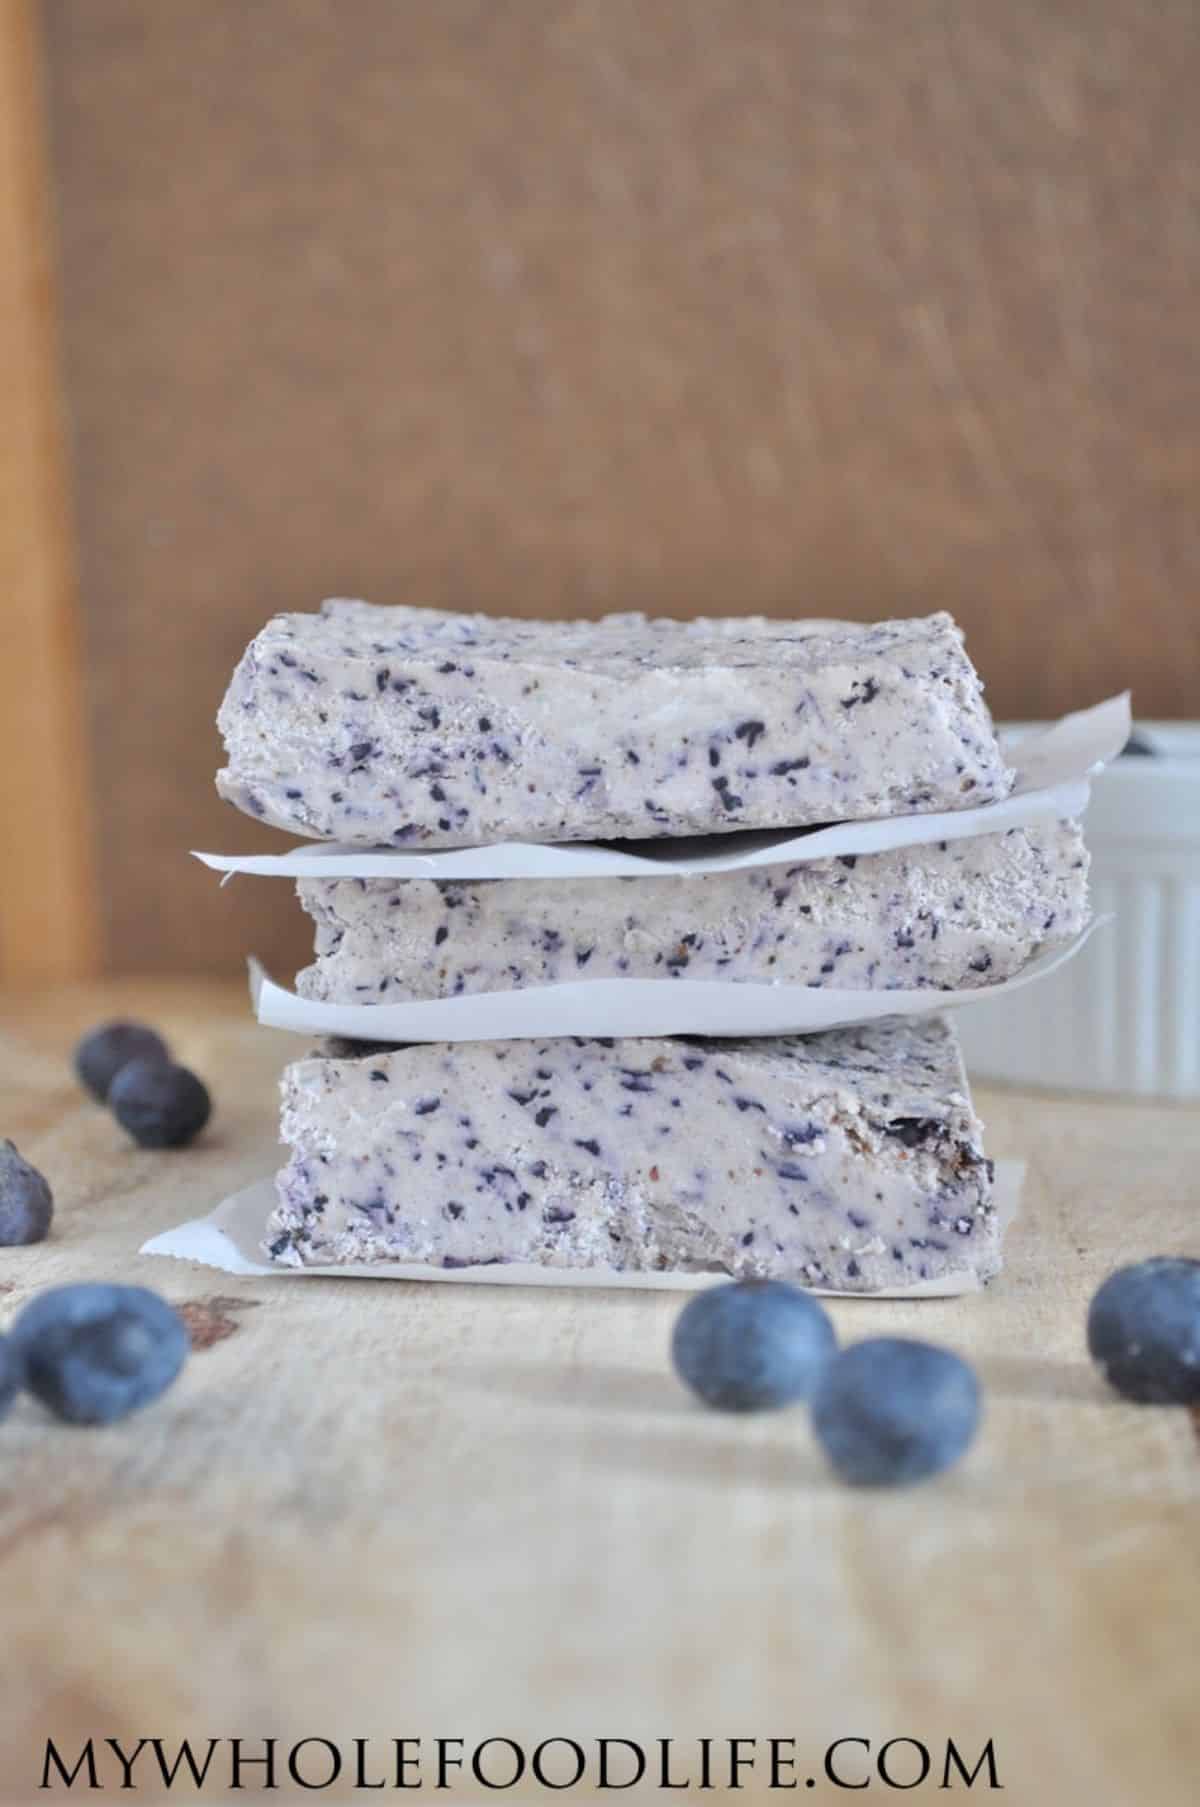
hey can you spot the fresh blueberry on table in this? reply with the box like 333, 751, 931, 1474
671, 1279, 837, 1411
12, 1283, 189, 1425
0, 1335, 21, 1421
0, 1139, 54, 1245
1119, 730, 1157, 757
812, 1338, 981, 1486
1087, 1258, 1200, 1404
74, 1020, 169, 1102
108, 1058, 212, 1149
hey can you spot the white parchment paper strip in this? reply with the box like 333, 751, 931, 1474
194, 695, 1129, 882
247, 921, 1104, 1044
141, 1162, 1024, 1299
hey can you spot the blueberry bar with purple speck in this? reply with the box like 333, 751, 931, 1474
218, 602, 1014, 847
266, 1016, 999, 1291
294, 820, 1087, 1003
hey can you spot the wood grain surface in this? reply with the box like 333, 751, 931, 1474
33, 0, 1200, 977
0, 980, 1197, 1803
0, 0, 96, 982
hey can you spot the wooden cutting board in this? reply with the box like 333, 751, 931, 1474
0, 980, 1197, 1804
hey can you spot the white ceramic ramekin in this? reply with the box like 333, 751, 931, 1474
957, 722, 1200, 1099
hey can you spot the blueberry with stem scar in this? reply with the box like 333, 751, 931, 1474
12, 1283, 189, 1425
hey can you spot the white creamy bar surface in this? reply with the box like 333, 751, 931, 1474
295, 820, 1088, 1003
268, 1017, 1000, 1292
218, 602, 1014, 847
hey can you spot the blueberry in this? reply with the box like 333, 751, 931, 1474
671, 1279, 837, 1411
74, 1020, 169, 1102
0, 1139, 53, 1244
0, 1336, 20, 1421
108, 1059, 211, 1149
1087, 1258, 1200, 1404
812, 1338, 981, 1486
1120, 730, 1157, 757
12, 1283, 188, 1425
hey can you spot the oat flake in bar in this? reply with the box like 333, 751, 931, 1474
295, 820, 1088, 1004
267, 1017, 1000, 1293
218, 603, 1014, 847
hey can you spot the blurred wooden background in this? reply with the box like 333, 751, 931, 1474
4, 0, 1199, 979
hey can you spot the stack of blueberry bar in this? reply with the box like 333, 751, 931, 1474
217, 602, 1089, 1291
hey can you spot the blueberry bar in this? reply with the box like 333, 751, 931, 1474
294, 821, 1088, 1003
267, 1016, 1000, 1291
218, 602, 1013, 847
